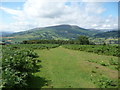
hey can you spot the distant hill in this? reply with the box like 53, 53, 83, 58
4, 25, 102, 43
94, 30, 119, 38
0, 31, 13, 37
89, 28, 117, 32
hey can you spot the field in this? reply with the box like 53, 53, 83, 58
1, 44, 119, 88
28, 46, 118, 88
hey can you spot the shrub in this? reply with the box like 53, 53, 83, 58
2, 46, 40, 88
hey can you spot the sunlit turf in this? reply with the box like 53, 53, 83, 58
28, 46, 118, 88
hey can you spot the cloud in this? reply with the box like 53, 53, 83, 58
0, 0, 118, 32
0, 7, 22, 15
84, 2, 106, 14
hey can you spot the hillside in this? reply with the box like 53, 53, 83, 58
3, 25, 102, 43
94, 30, 119, 38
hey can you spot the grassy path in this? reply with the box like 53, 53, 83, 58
28, 46, 118, 88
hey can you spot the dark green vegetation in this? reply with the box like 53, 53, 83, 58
9, 44, 60, 50
21, 35, 94, 45
94, 30, 119, 38
1, 44, 59, 88
1, 44, 119, 88
2, 46, 39, 88
63, 44, 119, 57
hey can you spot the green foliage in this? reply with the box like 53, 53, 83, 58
2, 44, 59, 88
21, 36, 94, 45
1, 43, 119, 88
87, 58, 119, 70
2, 46, 40, 88
7, 44, 60, 50
63, 44, 119, 57
94, 30, 119, 38
77, 35, 90, 45
88, 59, 97, 63
90, 67, 118, 88
22, 40, 74, 45
100, 61, 109, 66
92, 76, 118, 88
109, 58, 118, 65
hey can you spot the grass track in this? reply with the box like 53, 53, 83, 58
28, 46, 118, 88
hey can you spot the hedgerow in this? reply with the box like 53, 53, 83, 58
63, 45, 119, 57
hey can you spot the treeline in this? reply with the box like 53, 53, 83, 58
7, 44, 60, 50
22, 36, 95, 45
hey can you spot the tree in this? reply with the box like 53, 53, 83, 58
77, 35, 90, 45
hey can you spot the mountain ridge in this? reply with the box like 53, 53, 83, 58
4, 25, 101, 42
2, 24, 118, 43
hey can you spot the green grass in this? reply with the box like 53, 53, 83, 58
28, 46, 118, 88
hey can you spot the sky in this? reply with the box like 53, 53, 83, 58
0, 0, 118, 32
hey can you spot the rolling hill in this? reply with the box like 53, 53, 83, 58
3, 25, 102, 43
94, 30, 119, 38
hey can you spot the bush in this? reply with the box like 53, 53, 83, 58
97, 77, 118, 88
2, 46, 40, 88
63, 45, 119, 56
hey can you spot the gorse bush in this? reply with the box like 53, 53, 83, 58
2, 46, 40, 88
